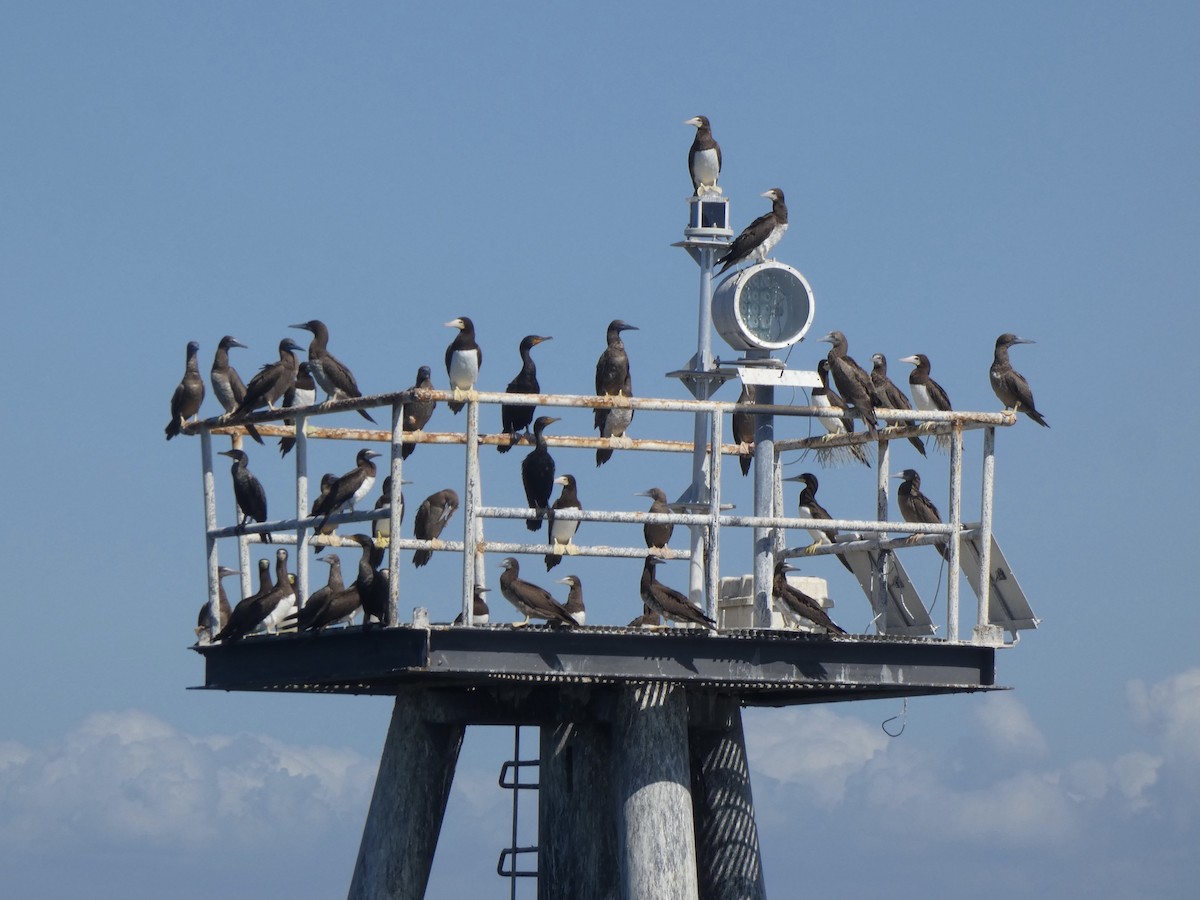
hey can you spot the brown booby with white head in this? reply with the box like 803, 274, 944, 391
684, 115, 722, 195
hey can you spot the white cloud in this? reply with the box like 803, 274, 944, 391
1128, 668, 1200, 767
974, 691, 1048, 757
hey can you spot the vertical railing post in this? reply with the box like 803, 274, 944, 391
947, 425, 963, 640
874, 438, 890, 635
200, 427, 222, 635
462, 396, 482, 624
751, 383, 775, 628
706, 405, 722, 622
388, 401, 405, 627
294, 412, 309, 607
977, 426, 997, 638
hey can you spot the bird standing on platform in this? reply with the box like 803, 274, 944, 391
731, 382, 756, 476
716, 188, 788, 274
498, 557, 578, 627
639, 557, 716, 630
522, 416, 559, 531
350, 534, 388, 627
195, 565, 240, 644
772, 561, 845, 633
444, 317, 482, 414
594, 320, 637, 466
627, 605, 662, 628
278, 362, 317, 457
216, 548, 291, 641
870, 353, 926, 457
296, 555, 345, 631
312, 449, 380, 531
818, 331, 878, 440
453, 586, 491, 626
990, 334, 1049, 427
291, 319, 375, 422
638, 487, 674, 551
812, 359, 871, 468
233, 338, 303, 419
412, 488, 459, 568
684, 115, 722, 195
499, 335, 551, 453
899, 354, 953, 452
555, 575, 587, 626
219, 448, 271, 543
165, 340, 204, 440
214, 558, 269, 642
894, 468, 950, 561
545, 474, 581, 571
400, 365, 437, 460
783, 472, 854, 573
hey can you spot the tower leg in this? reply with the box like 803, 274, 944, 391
347, 692, 465, 900
612, 683, 700, 900
689, 697, 766, 900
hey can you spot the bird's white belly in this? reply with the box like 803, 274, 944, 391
449, 351, 479, 391
755, 223, 787, 260
910, 384, 934, 412
692, 149, 720, 190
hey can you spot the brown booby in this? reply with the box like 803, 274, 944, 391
594, 320, 637, 466
639, 557, 716, 629
772, 561, 845, 633
277, 361, 316, 457
498, 557, 578, 627
545, 474, 581, 571
453, 586, 491, 626
555, 574, 587, 626
165, 340, 204, 440
233, 338, 303, 419
990, 334, 1049, 427
312, 449, 380, 531
195, 565, 240, 643
870, 353, 926, 457
812, 359, 871, 468
400, 365, 437, 460
521, 416, 559, 531
894, 468, 950, 560
626, 604, 662, 628
210, 336, 263, 444
296, 554, 345, 631
499, 335, 551, 453
372, 475, 411, 553
782, 472, 854, 573
684, 115, 722, 195
731, 382, 757, 476
218, 448, 271, 543
818, 331, 879, 440
215, 548, 291, 641
716, 188, 788, 273
291, 319, 375, 422
637, 487, 674, 550
301, 537, 373, 632
444, 316, 482, 414
899, 353, 953, 452
412, 488, 459, 568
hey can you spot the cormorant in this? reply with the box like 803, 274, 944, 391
990, 334, 1049, 427
350, 534, 389, 627
521, 416, 559, 531
412, 488, 460, 568
233, 337, 304, 419
453, 586, 491, 626
637, 487, 674, 550
894, 468, 950, 560
716, 188, 788, 274
545, 474, 581, 571
818, 331, 878, 440
684, 115, 722, 195
732, 382, 756, 476
783, 472, 854, 573
278, 362, 317, 457
899, 353, 953, 452
772, 561, 846, 633
498, 557, 578, 627
312, 448, 380, 531
555, 574, 587, 626
195, 565, 240, 644
218, 448, 271, 543
215, 548, 291, 641
296, 554, 344, 631
290, 319, 375, 422
813, 359, 871, 468
870, 353, 926, 457
165, 340, 204, 440
639, 557, 716, 630
499, 335, 552, 453
400, 365, 437, 460
594, 320, 637, 466
444, 316, 482, 414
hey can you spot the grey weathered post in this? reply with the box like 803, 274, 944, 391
347, 692, 465, 900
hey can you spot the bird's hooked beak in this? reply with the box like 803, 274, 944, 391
782, 474, 806, 483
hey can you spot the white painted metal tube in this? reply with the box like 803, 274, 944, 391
947, 426, 964, 640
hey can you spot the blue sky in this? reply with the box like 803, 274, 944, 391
2, 2, 1198, 897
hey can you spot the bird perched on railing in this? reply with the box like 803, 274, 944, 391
594, 319, 637, 466
894, 468, 950, 561
637, 487, 674, 551
684, 115, 722, 195
545, 475, 581, 571
716, 188, 788, 273
639, 557, 716, 630
555, 574, 587, 626
312, 448, 380, 532
499, 334, 552, 453
818, 331, 878, 440
783, 472, 854, 573
453, 586, 492, 626
165, 340, 204, 440
870, 353, 926, 457
522, 416, 559, 531
772, 561, 845, 634
291, 319, 375, 423
412, 488, 459, 568
216, 548, 292, 641
195, 565, 240, 644
899, 353, 953, 453
218, 448, 271, 543
277, 362, 316, 457
498, 557, 578, 627
232, 337, 304, 420
372, 476, 410, 556
990, 333, 1049, 427
444, 316, 482, 414
731, 382, 756, 476
812, 359, 871, 468
400, 365, 437, 460
210, 336, 264, 445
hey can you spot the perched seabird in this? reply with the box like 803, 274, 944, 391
555, 574, 587, 626
291, 319, 375, 422
165, 340, 204, 440
684, 115, 722, 195
894, 468, 950, 560
637, 487, 674, 550
209, 336, 262, 445
498, 557, 578, 627
215, 548, 291, 641
594, 320, 637, 466
312, 448, 380, 531
773, 561, 845, 633
731, 382, 757, 476
870, 353, 926, 457
626, 604, 662, 628
261, 553, 297, 634
302, 537, 374, 632
400, 365, 437, 460
195, 565, 240, 643
412, 488, 460, 568
783, 472, 854, 573
233, 337, 303, 419
639, 557, 716, 629
350, 534, 389, 626
818, 331, 878, 440
372, 475, 411, 552
716, 188, 788, 274
309, 472, 338, 550
521, 416, 559, 531
278, 362, 317, 457
899, 353, 953, 452
499, 335, 552, 453
545, 474, 581, 571
453, 586, 491, 626
813, 359, 871, 468
214, 558, 269, 642
444, 316, 482, 414
296, 554, 345, 631
218, 449, 271, 543
990, 334, 1049, 427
